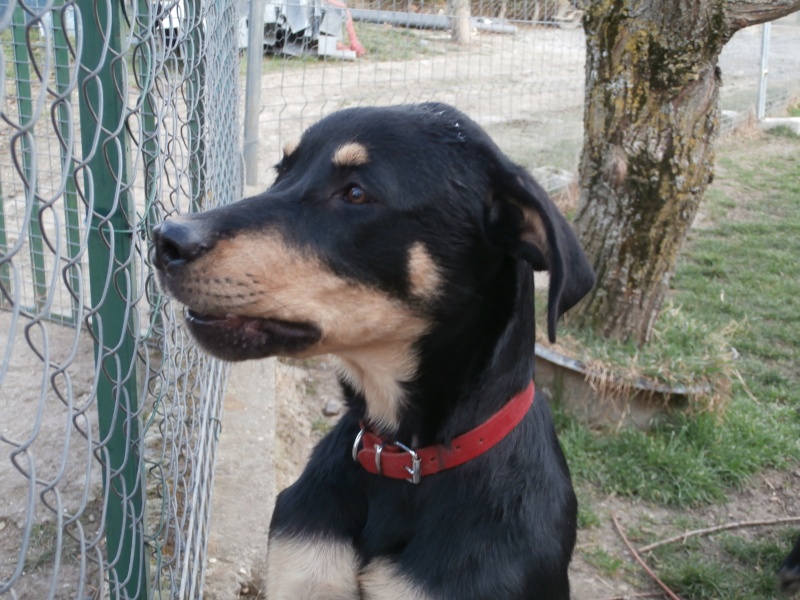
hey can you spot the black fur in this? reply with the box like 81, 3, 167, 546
153, 103, 594, 599
779, 536, 800, 594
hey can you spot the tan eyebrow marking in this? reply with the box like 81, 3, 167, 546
332, 142, 369, 167
407, 242, 441, 299
283, 139, 299, 157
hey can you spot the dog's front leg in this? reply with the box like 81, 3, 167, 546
266, 417, 366, 599
266, 534, 361, 599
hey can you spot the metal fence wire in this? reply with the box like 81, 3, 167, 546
0, 0, 240, 597
241, 4, 799, 192
1, 0, 798, 598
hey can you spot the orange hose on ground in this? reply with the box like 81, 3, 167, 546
324, 0, 366, 57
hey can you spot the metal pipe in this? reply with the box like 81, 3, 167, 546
76, 0, 148, 595
244, 0, 266, 186
757, 22, 771, 120
349, 8, 517, 34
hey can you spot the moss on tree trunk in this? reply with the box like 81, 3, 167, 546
572, 0, 800, 344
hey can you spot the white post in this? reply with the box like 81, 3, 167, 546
756, 22, 771, 121
244, 0, 266, 185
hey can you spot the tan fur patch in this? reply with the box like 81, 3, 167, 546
334, 348, 416, 431
510, 198, 549, 259
407, 242, 441, 299
266, 535, 360, 600
332, 142, 369, 167
359, 557, 435, 600
177, 231, 428, 430
283, 139, 299, 157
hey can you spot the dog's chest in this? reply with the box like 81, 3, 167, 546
356, 485, 418, 557
265, 533, 435, 600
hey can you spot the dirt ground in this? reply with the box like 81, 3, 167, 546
263, 356, 799, 600
0, 313, 104, 599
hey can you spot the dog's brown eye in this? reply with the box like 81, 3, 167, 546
345, 185, 368, 205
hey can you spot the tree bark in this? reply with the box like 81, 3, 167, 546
572, 0, 800, 344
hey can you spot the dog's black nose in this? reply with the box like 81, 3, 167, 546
152, 219, 212, 269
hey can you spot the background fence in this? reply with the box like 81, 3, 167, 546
243, 3, 800, 193
0, 1, 798, 599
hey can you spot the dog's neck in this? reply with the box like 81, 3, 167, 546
340, 257, 536, 446
421, 258, 536, 445
333, 344, 418, 432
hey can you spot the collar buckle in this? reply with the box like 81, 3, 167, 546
393, 441, 422, 484
353, 427, 422, 484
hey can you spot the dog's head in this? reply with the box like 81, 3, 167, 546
153, 103, 593, 428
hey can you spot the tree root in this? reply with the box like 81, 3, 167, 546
611, 512, 684, 600
639, 516, 800, 553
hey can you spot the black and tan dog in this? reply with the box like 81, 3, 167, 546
153, 103, 594, 599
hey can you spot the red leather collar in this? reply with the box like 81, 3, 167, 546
352, 381, 534, 484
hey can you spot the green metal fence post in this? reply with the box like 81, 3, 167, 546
11, 8, 48, 313
75, 0, 148, 597
185, 0, 206, 211
134, 0, 165, 339
0, 177, 11, 304
52, 0, 83, 325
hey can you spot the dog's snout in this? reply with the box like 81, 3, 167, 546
152, 220, 213, 269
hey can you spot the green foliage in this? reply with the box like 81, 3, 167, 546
310, 417, 334, 434
583, 547, 625, 578
25, 521, 82, 571
352, 22, 433, 62
672, 138, 800, 411
575, 488, 600, 529
652, 529, 800, 600
557, 301, 736, 413
766, 125, 800, 139
557, 398, 799, 507
258, 23, 436, 72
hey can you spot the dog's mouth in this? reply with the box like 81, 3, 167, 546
185, 310, 322, 361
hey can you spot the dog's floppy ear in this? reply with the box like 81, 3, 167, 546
486, 154, 595, 343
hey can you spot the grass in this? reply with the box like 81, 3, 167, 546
552, 301, 737, 414
24, 520, 82, 572
575, 487, 600, 529
650, 529, 800, 600
672, 131, 800, 412
583, 547, 625, 578
310, 417, 334, 434
558, 130, 800, 505
767, 124, 800, 139
352, 22, 436, 62
256, 22, 439, 73
558, 398, 799, 506
558, 130, 800, 597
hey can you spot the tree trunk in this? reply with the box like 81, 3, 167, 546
451, 0, 471, 44
572, 0, 800, 344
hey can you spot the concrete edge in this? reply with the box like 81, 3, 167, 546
204, 357, 277, 598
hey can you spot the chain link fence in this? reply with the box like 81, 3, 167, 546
1, 0, 241, 597
1, 0, 799, 598
245, 0, 588, 193
244, 4, 800, 193
718, 13, 800, 132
